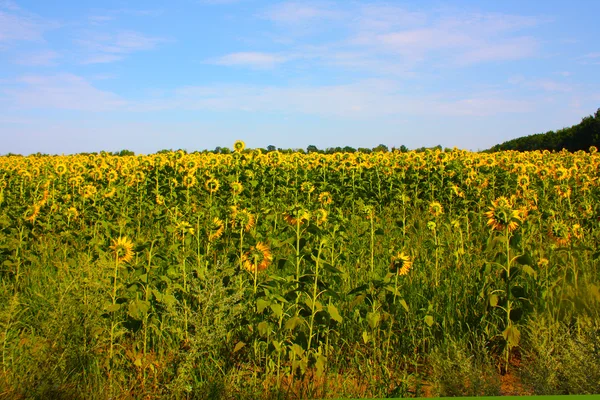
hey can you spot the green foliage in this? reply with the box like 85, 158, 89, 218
490, 108, 600, 152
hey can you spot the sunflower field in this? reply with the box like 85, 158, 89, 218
1, 142, 599, 398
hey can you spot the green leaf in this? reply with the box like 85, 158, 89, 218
233, 341, 246, 353
522, 265, 537, 279
257, 321, 271, 337
399, 299, 409, 313
270, 303, 283, 319
424, 315, 434, 327
362, 330, 370, 344
284, 316, 303, 331
515, 253, 533, 266
366, 311, 380, 329
315, 354, 327, 378
256, 298, 270, 314
128, 299, 150, 320
105, 303, 121, 312
327, 304, 343, 323
489, 294, 499, 307
502, 325, 521, 348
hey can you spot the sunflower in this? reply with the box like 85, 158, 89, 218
106, 169, 119, 183
429, 201, 444, 217
103, 187, 116, 198
183, 174, 197, 188
81, 184, 97, 199
548, 221, 570, 246
242, 242, 272, 273
230, 181, 243, 196
284, 209, 310, 226
208, 217, 224, 242
553, 167, 569, 181
391, 252, 412, 276
205, 178, 220, 194
55, 163, 68, 176
572, 224, 584, 240
517, 174, 530, 188
24, 205, 40, 222
110, 236, 135, 264
300, 181, 315, 194
230, 207, 255, 232
318, 191, 333, 206
554, 184, 571, 199
233, 140, 246, 153
314, 208, 328, 226
484, 197, 521, 232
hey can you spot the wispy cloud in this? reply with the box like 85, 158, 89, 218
261, 1, 342, 25
3, 74, 126, 111
13, 49, 60, 66
1, 74, 534, 117
76, 31, 167, 64
208, 51, 293, 68
0, 10, 57, 47
216, 3, 549, 75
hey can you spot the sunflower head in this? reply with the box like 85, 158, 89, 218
554, 184, 571, 199
110, 236, 135, 264
391, 252, 413, 276
230, 181, 243, 196
318, 191, 333, 206
233, 140, 246, 153
429, 201, 444, 217
208, 217, 224, 241
572, 224, 584, 240
517, 174, 530, 188
183, 174, 197, 188
300, 181, 315, 194
484, 197, 521, 232
548, 221, 570, 246
314, 208, 328, 226
205, 178, 220, 194
242, 242, 272, 273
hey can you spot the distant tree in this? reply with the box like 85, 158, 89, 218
115, 149, 135, 156
357, 147, 371, 153
489, 108, 600, 152
306, 145, 319, 153
267, 145, 276, 152
373, 144, 389, 152
157, 149, 172, 154
399, 145, 409, 153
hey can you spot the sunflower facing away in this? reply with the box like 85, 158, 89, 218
391, 252, 413, 276
110, 236, 135, 264
242, 242, 273, 273
484, 197, 521, 232
233, 140, 246, 153
429, 201, 444, 217
548, 220, 571, 246
205, 178, 220, 194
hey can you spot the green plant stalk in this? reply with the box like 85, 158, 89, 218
307, 241, 324, 352
504, 228, 512, 370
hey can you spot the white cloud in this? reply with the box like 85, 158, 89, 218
76, 30, 167, 64
0, 11, 47, 44
262, 1, 341, 25
127, 80, 533, 118
3, 74, 126, 111
14, 49, 59, 66
208, 51, 292, 68
457, 36, 538, 65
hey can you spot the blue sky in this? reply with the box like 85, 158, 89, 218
1, 0, 599, 155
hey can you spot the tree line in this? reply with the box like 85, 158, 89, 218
488, 108, 600, 152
